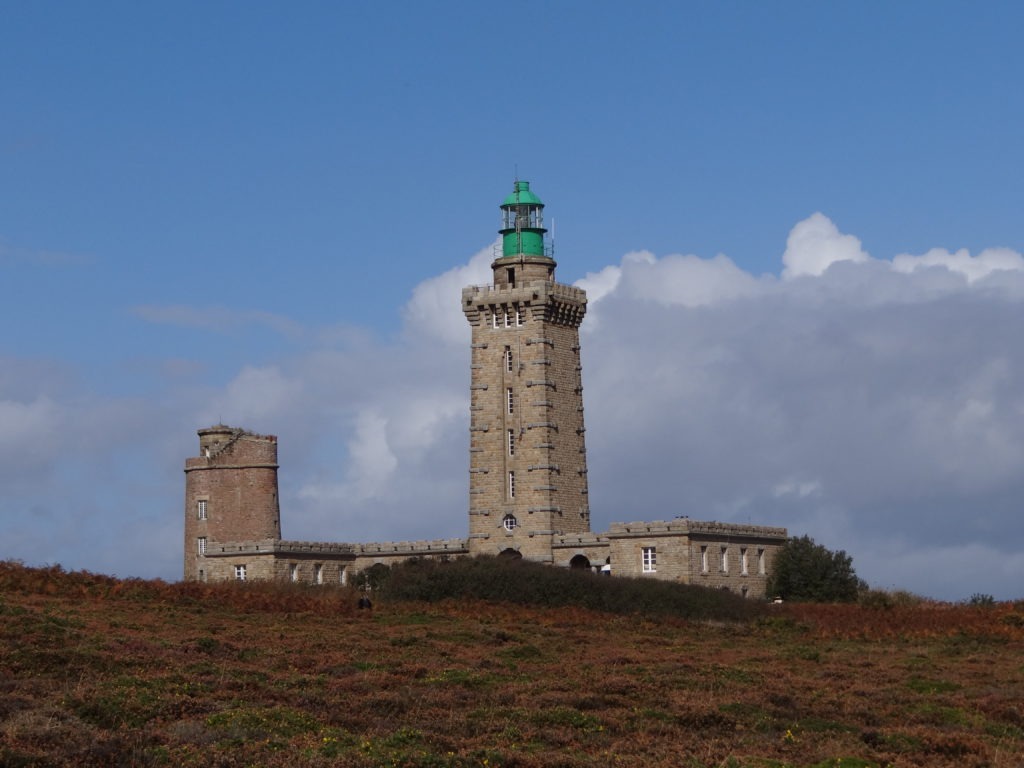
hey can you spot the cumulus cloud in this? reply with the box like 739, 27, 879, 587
782, 212, 870, 279
402, 241, 494, 345
4, 216, 1024, 600
581, 223, 1024, 598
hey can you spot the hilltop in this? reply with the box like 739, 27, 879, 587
1, 560, 1023, 767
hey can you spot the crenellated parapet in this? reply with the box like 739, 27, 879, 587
462, 281, 587, 330
607, 519, 787, 540
553, 533, 608, 548
354, 538, 469, 556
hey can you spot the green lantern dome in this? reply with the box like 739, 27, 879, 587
499, 180, 550, 258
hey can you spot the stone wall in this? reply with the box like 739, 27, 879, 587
183, 426, 281, 581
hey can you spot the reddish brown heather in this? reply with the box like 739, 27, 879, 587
1, 561, 1022, 768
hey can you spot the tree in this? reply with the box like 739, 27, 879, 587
766, 535, 864, 602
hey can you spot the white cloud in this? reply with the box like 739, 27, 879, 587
402, 240, 494, 346
772, 479, 823, 499
892, 246, 1024, 283
205, 365, 305, 424
616, 250, 762, 306
782, 212, 870, 279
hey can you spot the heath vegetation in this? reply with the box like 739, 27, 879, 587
2, 558, 1022, 767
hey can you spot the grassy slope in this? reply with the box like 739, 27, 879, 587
1, 561, 1023, 768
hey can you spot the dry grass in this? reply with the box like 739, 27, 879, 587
1, 560, 1022, 767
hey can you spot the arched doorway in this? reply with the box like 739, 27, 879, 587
498, 548, 522, 560
569, 554, 591, 570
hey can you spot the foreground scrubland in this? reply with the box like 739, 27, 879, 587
1, 559, 1023, 767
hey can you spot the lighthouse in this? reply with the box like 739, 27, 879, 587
461, 181, 590, 561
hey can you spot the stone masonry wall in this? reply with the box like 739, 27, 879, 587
184, 427, 281, 581
463, 272, 588, 562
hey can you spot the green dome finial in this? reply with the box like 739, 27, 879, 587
499, 180, 550, 258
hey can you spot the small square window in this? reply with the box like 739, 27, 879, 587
234, 565, 247, 581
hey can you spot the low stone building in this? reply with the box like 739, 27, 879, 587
183, 182, 786, 596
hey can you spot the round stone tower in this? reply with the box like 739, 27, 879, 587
183, 425, 281, 581
462, 181, 590, 561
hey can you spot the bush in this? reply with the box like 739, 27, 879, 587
375, 556, 763, 621
765, 535, 864, 603
858, 588, 926, 609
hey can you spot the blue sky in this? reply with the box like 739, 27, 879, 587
3, 1, 1024, 599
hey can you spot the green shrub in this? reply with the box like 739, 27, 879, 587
766, 535, 864, 603
375, 556, 762, 621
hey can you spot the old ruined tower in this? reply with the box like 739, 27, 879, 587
183, 426, 282, 581
461, 181, 590, 560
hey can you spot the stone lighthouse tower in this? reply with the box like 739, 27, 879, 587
461, 181, 590, 561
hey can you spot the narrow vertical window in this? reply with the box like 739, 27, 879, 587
508, 429, 515, 456
197, 537, 207, 555
504, 308, 512, 327
234, 565, 247, 581
197, 499, 208, 520
642, 546, 656, 573
516, 308, 523, 326
758, 548, 766, 575
492, 310, 499, 329
314, 564, 323, 585
700, 545, 708, 573
507, 267, 515, 287
720, 546, 729, 573
508, 471, 515, 498
289, 563, 299, 582
339, 567, 348, 586
507, 388, 514, 414
741, 547, 749, 576
504, 346, 513, 373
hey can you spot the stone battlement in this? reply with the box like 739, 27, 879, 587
607, 519, 787, 539
553, 533, 609, 547
202, 540, 355, 557
462, 280, 586, 305
354, 538, 469, 555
